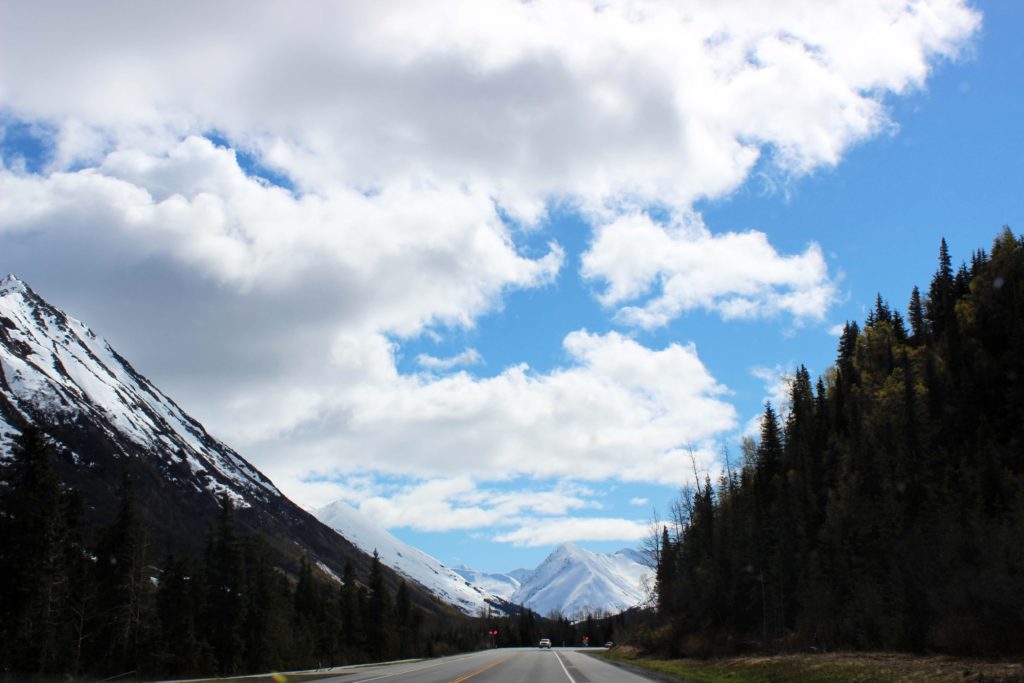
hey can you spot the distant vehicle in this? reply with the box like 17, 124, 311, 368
539, 638, 552, 649
604, 641, 613, 648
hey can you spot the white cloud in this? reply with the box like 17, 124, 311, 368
355, 478, 595, 532
0, 0, 980, 513
417, 348, 483, 372
629, 497, 649, 506
582, 212, 837, 327
0, 0, 978, 221
0, 138, 563, 337
254, 330, 737, 500
494, 517, 650, 547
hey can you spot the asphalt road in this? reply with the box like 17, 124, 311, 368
312, 647, 659, 683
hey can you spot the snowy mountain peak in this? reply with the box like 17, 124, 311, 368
550, 541, 585, 558
314, 499, 511, 616
506, 543, 651, 618
1, 273, 28, 293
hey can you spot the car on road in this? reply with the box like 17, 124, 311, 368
604, 641, 613, 648
539, 638, 552, 649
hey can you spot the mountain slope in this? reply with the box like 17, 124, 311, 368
509, 542, 651, 618
452, 566, 521, 601
315, 500, 512, 615
0, 275, 437, 607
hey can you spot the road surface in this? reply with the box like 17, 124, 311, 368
312, 647, 659, 683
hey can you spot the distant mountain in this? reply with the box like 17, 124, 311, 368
0, 275, 438, 607
507, 542, 651, 618
452, 565, 521, 601
315, 500, 513, 616
506, 568, 535, 584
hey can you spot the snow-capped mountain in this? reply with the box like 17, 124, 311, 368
315, 500, 512, 616
508, 542, 651, 618
452, 566, 521, 601
0, 275, 428, 603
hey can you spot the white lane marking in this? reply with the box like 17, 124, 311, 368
554, 651, 576, 683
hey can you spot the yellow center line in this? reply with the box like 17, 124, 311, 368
446, 653, 517, 683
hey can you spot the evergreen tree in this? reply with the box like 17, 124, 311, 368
156, 554, 207, 675
0, 425, 79, 675
908, 286, 927, 345
364, 550, 394, 661
339, 561, 365, 660
926, 237, 955, 337
241, 536, 292, 673
395, 580, 418, 657
92, 471, 155, 677
655, 526, 675, 615
204, 493, 246, 675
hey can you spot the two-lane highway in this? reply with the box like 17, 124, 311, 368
313, 647, 658, 683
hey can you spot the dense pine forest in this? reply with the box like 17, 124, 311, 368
0, 427, 559, 679
647, 229, 1024, 657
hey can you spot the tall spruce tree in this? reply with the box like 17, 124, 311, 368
93, 471, 154, 677
0, 425, 79, 675
204, 492, 246, 675
364, 550, 393, 661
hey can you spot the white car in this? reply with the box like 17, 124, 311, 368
539, 638, 552, 649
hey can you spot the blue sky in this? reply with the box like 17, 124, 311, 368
1, 0, 1019, 573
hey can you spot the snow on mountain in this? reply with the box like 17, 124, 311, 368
452, 566, 521, 601
506, 568, 534, 584
315, 499, 509, 616
509, 542, 652, 618
0, 274, 279, 507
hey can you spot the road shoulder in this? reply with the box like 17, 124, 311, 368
578, 651, 694, 683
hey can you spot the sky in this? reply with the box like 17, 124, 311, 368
1, 0, 1020, 574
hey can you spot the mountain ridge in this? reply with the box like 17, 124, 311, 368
315, 499, 514, 616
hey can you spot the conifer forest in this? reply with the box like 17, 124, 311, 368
0, 434, 552, 679
647, 229, 1024, 657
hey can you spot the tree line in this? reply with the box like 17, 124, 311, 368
0, 426, 524, 679
648, 229, 1024, 657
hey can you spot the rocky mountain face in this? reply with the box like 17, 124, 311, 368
0, 275, 439, 608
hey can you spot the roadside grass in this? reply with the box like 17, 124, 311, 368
596, 647, 1024, 682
